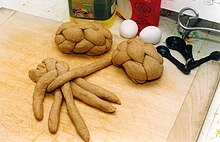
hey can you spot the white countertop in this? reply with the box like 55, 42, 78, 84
1, 1, 220, 141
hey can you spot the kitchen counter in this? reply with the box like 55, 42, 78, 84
0, 8, 220, 141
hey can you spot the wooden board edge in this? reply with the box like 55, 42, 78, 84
0, 8, 16, 25
166, 61, 220, 142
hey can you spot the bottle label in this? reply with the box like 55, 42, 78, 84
70, 0, 95, 19
69, 0, 116, 20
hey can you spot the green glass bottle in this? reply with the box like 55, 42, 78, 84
68, 0, 116, 27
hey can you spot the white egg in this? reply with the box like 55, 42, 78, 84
119, 19, 138, 38
139, 26, 162, 44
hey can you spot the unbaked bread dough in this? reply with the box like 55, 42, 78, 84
55, 20, 113, 56
112, 38, 164, 83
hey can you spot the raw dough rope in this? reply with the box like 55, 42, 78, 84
56, 61, 90, 142
55, 20, 113, 56
28, 57, 121, 142
111, 39, 164, 83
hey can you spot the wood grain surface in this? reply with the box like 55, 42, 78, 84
0, 8, 219, 142
167, 62, 220, 142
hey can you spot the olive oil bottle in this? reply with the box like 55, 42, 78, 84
68, 0, 116, 27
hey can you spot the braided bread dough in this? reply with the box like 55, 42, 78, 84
55, 20, 113, 55
112, 39, 164, 83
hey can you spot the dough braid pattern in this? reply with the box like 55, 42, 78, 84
112, 39, 164, 83
55, 20, 113, 55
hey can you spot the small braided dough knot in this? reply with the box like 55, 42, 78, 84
112, 39, 164, 84
55, 20, 113, 56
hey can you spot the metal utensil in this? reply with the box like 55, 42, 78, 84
178, 7, 220, 33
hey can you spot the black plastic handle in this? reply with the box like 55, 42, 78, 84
157, 46, 191, 74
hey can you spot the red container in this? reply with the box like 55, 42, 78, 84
129, 0, 161, 32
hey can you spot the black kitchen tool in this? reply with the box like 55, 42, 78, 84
184, 44, 194, 61
156, 45, 190, 74
166, 36, 193, 62
157, 36, 220, 75
187, 51, 220, 70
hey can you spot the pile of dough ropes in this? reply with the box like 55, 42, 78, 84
29, 57, 121, 142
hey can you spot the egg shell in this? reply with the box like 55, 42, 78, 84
119, 19, 138, 38
139, 26, 162, 44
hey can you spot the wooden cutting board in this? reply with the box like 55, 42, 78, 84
0, 8, 220, 142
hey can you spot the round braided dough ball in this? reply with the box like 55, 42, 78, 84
112, 39, 164, 83
55, 20, 113, 56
